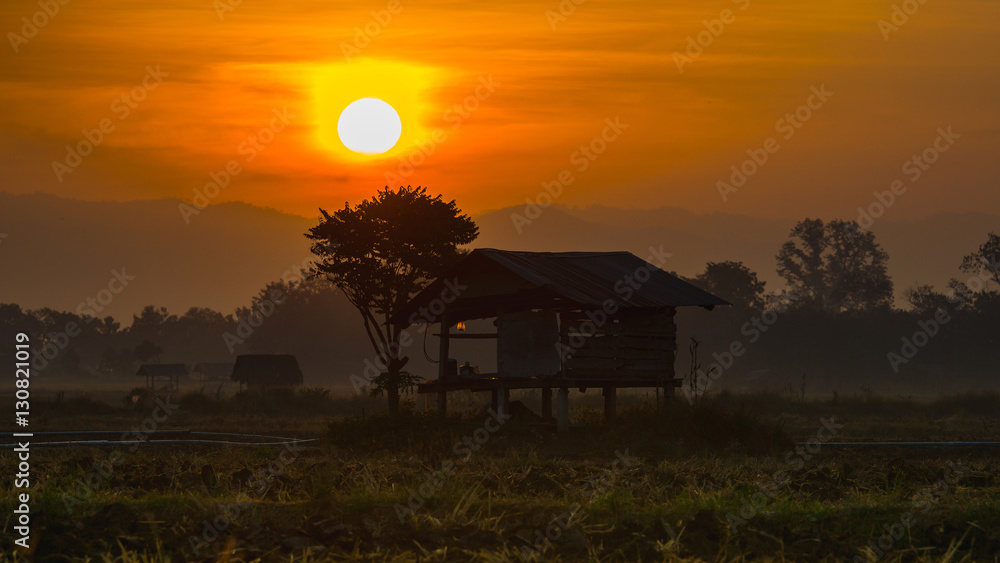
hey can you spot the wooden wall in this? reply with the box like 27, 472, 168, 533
560, 308, 677, 385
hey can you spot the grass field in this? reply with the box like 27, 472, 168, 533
2, 385, 1000, 561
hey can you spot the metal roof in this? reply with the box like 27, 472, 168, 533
394, 248, 729, 325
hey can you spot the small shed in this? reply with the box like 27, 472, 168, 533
231, 354, 303, 390
136, 364, 188, 392
193, 362, 235, 383
392, 249, 729, 431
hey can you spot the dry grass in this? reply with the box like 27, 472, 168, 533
1, 389, 999, 561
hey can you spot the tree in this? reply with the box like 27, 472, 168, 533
306, 186, 479, 414
776, 218, 893, 313
98, 347, 135, 377
695, 261, 766, 310
960, 232, 1000, 292
130, 306, 175, 342
903, 284, 951, 315
134, 339, 163, 363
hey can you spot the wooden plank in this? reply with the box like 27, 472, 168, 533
565, 367, 676, 378
565, 357, 624, 370
623, 349, 674, 360
564, 326, 675, 338
416, 376, 683, 392
564, 351, 673, 363
565, 348, 618, 360
622, 340, 673, 351
568, 339, 673, 354
498, 310, 560, 378
623, 359, 671, 371
432, 333, 498, 339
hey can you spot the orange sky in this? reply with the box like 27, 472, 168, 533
1, 0, 998, 220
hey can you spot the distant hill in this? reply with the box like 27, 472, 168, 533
1, 192, 997, 321
0, 192, 315, 320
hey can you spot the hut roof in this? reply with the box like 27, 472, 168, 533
393, 249, 729, 325
136, 364, 188, 377
193, 362, 235, 378
231, 354, 303, 386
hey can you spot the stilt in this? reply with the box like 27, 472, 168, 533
437, 391, 447, 416
603, 386, 617, 424
556, 388, 570, 433
541, 387, 553, 419
437, 315, 450, 418
497, 386, 508, 420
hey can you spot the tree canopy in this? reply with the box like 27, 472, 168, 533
960, 232, 1000, 291
306, 186, 478, 412
695, 260, 767, 310
776, 218, 893, 313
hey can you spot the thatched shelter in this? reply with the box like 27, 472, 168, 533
136, 364, 188, 392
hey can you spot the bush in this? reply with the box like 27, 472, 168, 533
177, 390, 222, 414
123, 387, 153, 410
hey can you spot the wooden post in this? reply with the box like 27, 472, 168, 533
497, 385, 508, 420
437, 391, 447, 416
437, 315, 450, 418
491, 389, 499, 411
556, 388, 570, 433
541, 387, 553, 419
603, 386, 617, 424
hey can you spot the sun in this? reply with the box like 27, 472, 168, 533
337, 98, 402, 154
314, 59, 444, 161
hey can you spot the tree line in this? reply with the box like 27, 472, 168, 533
2, 187, 997, 403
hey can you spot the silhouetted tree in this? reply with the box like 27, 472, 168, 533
98, 347, 135, 377
960, 232, 1000, 291
904, 284, 951, 314
776, 218, 893, 313
171, 307, 236, 359
134, 339, 163, 363
130, 306, 175, 343
306, 186, 478, 414
695, 261, 766, 310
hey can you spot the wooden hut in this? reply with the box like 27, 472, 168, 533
391, 249, 729, 431
136, 364, 188, 392
231, 354, 303, 390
